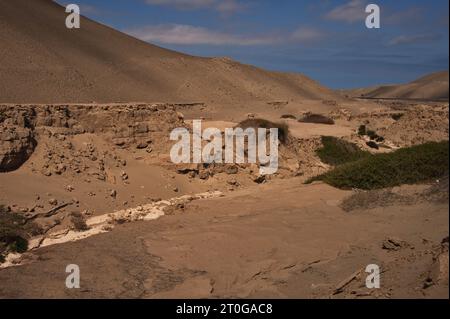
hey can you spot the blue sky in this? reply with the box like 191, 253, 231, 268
62, 0, 449, 88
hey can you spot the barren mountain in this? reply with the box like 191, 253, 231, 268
344, 71, 449, 101
0, 0, 339, 104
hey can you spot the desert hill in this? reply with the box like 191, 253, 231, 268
344, 71, 449, 101
0, 0, 339, 104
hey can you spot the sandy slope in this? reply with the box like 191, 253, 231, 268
0, 0, 338, 104
344, 71, 449, 101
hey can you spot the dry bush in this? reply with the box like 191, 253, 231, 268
236, 118, 290, 144
298, 114, 335, 125
70, 211, 89, 231
421, 175, 449, 203
340, 190, 411, 212
280, 114, 296, 120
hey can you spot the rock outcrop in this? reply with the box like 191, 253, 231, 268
0, 124, 36, 172
0, 103, 184, 173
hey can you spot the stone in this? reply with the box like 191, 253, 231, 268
366, 141, 379, 150
53, 163, 66, 175
134, 123, 148, 134
136, 142, 148, 149
225, 165, 238, 175
177, 164, 199, 175
382, 237, 408, 251
199, 170, 210, 180
254, 175, 266, 184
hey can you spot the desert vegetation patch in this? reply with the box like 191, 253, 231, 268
308, 141, 449, 190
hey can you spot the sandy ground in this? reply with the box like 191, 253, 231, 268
0, 101, 448, 299
0, 178, 448, 299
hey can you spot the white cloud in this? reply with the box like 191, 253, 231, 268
291, 27, 325, 42
126, 24, 326, 46
325, 0, 367, 23
384, 7, 423, 25
145, 0, 214, 9
127, 24, 276, 45
145, 0, 246, 14
216, 0, 247, 14
56, 1, 99, 15
79, 4, 99, 15
389, 34, 441, 46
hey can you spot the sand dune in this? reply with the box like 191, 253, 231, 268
344, 71, 449, 101
0, 0, 338, 104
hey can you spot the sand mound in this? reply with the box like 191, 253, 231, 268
0, 0, 339, 104
345, 71, 449, 101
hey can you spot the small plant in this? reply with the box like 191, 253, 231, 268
358, 125, 366, 136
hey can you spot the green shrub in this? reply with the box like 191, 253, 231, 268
0, 213, 28, 257
308, 141, 449, 190
0, 207, 39, 260
316, 136, 371, 166
8, 236, 28, 253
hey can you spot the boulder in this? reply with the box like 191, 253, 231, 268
224, 164, 238, 175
